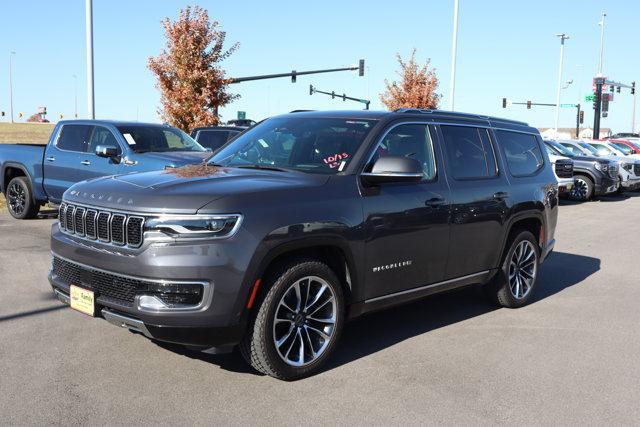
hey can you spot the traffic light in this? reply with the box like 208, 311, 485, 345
291, 70, 297, 83
526, 100, 532, 109
358, 59, 365, 77
632, 82, 636, 95
502, 98, 507, 108
610, 85, 615, 92
0, 111, 4, 117
616, 86, 621, 93
579, 110, 584, 124
602, 95, 609, 113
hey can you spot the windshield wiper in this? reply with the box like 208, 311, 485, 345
235, 164, 289, 172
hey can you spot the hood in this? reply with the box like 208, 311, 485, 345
63, 166, 329, 214
136, 151, 212, 167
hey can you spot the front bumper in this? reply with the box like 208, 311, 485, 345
594, 175, 619, 195
620, 177, 640, 191
49, 222, 254, 349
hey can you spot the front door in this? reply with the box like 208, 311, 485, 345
79, 125, 124, 181
361, 123, 451, 300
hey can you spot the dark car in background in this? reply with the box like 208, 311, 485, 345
545, 139, 619, 200
190, 125, 247, 151
49, 109, 558, 380
0, 121, 209, 218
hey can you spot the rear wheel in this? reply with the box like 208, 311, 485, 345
485, 230, 540, 308
570, 174, 593, 201
240, 260, 345, 380
6, 176, 40, 219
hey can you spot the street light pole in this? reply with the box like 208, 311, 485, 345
9, 51, 15, 123
597, 12, 606, 76
554, 34, 569, 133
449, 0, 459, 111
72, 74, 78, 118
86, 0, 95, 119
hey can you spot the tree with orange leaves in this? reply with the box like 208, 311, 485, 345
148, 5, 239, 133
380, 49, 441, 111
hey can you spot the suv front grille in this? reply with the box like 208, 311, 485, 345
59, 203, 145, 248
554, 161, 573, 178
52, 257, 148, 306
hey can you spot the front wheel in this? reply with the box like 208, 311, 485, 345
485, 230, 540, 308
240, 260, 345, 380
6, 176, 40, 219
570, 175, 594, 201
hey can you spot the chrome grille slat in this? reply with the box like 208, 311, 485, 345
60, 204, 145, 248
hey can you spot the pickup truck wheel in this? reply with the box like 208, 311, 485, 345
240, 260, 345, 380
570, 175, 593, 201
485, 230, 539, 308
6, 177, 39, 219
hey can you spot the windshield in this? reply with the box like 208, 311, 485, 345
588, 143, 615, 156
610, 142, 633, 154
116, 125, 206, 153
546, 140, 573, 157
209, 117, 377, 174
577, 142, 600, 156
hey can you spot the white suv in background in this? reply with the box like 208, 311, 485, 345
545, 148, 574, 194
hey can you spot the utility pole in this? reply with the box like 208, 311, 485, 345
632, 82, 637, 133
554, 34, 569, 132
449, 0, 459, 111
597, 12, 606, 76
86, 0, 95, 119
576, 104, 581, 139
72, 74, 78, 118
9, 51, 15, 123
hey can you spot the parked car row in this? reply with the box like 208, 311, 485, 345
543, 138, 640, 201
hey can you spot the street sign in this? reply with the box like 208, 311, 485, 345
237, 111, 246, 120
585, 94, 595, 102
560, 103, 577, 108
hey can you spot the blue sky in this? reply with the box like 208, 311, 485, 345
1, 0, 638, 132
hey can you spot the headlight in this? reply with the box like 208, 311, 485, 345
594, 162, 608, 172
145, 214, 242, 240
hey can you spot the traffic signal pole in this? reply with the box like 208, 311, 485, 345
229, 60, 365, 84
309, 85, 371, 109
593, 78, 603, 139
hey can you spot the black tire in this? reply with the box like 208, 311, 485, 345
484, 230, 540, 308
570, 174, 594, 201
5, 176, 40, 219
240, 259, 345, 380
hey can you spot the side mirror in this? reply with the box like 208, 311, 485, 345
95, 145, 119, 159
361, 156, 423, 185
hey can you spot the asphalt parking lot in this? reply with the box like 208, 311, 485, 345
1, 195, 639, 425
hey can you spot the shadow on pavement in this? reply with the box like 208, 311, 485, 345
0, 304, 67, 322
155, 251, 600, 376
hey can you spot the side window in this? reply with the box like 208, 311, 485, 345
495, 130, 544, 177
441, 125, 497, 179
163, 130, 183, 149
56, 125, 92, 152
88, 126, 120, 154
367, 124, 436, 180
561, 143, 581, 156
197, 130, 232, 150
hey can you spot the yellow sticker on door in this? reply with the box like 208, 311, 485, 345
70, 285, 95, 316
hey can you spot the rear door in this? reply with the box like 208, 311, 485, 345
79, 125, 124, 181
437, 124, 510, 279
43, 124, 92, 201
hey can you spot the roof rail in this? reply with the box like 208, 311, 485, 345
393, 108, 528, 126
289, 109, 315, 113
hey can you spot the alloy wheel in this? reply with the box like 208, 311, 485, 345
571, 178, 589, 200
272, 276, 337, 367
7, 182, 26, 215
508, 240, 538, 300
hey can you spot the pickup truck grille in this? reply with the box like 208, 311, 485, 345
635, 164, 640, 176
554, 160, 574, 178
58, 203, 145, 248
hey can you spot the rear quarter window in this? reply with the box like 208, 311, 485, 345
495, 130, 544, 177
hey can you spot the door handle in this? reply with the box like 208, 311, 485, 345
46, 156, 56, 162
493, 191, 509, 200
425, 197, 446, 206
81, 160, 91, 166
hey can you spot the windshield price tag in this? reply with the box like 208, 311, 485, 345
123, 133, 137, 145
